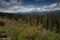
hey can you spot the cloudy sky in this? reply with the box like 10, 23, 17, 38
0, 0, 60, 13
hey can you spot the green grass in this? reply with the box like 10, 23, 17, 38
0, 19, 60, 40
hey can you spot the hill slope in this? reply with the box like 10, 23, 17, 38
0, 12, 60, 40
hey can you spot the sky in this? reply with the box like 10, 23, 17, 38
0, 0, 60, 13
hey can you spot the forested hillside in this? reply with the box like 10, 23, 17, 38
0, 12, 60, 40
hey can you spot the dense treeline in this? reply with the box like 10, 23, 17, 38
0, 12, 60, 34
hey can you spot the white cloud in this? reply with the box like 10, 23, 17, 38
0, 1, 60, 13
50, 3, 57, 7
0, 5, 36, 13
42, 3, 60, 12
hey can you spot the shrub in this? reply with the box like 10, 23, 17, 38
0, 21, 5, 26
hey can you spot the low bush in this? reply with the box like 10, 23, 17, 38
0, 21, 5, 26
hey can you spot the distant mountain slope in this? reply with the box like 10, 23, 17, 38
17, 10, 60, 15
48, 10, 60, 15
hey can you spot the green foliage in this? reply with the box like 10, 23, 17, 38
0, 12, 60, 40
0, 21, 5, 26
0, 29, 6, 35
